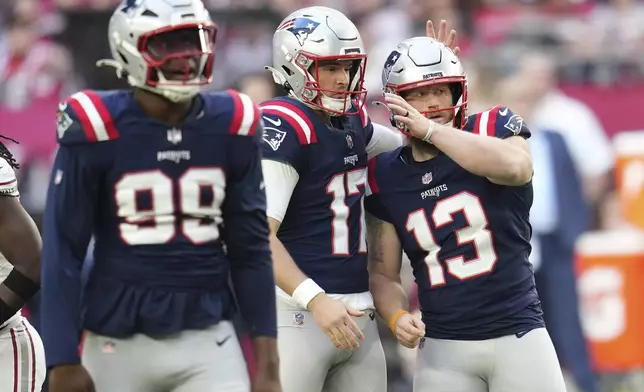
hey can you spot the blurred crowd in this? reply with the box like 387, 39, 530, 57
1, 0, 644, 391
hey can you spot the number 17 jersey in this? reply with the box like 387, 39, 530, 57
366, 106, 545, 340
261, 97, 373, 294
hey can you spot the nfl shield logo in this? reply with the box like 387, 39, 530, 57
346, 134, 354, 149
102, 341, 116, 354
167, 128, 182, 144
422, 172, 433, 185
293, 312, 305, 326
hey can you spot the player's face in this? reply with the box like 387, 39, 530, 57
315, 60, 353, 98
143, 26, 215, 82
401, 83, 454, 125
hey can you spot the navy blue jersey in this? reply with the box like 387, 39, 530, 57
260, 97, 373, 294
41, 89, 276, 367
366, 106, 545, 340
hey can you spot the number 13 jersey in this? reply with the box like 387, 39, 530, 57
366, 106, 545, 340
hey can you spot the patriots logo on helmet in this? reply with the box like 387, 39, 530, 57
383, 51, 401, 82
278, 18, 321, 46
121, 0, 142, 12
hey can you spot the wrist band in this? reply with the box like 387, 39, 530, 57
292, 279, 325, 310
4, 269, 39, 300
389, 310, 409, 332
422, 121, 436, 143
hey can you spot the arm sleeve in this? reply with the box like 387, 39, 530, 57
469, 106, 531, 140
223, 123, 277, 338
366, 122, 403, 159
261, 159, 298, 223
41, 145, 96, 367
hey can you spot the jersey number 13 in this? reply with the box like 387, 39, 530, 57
406, 191, 498, 286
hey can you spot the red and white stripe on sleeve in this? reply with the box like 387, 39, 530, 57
227, 90, 261, 136
260, 100, 317, 145
66, 90, 119, 142
472, 105, 503, 137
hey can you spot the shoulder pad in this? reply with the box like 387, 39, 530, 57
201, 90, 262, 137
465, 105, 531, 140
260, 98, 318, 145
366, 149, 400, 196
0, 157, 19, 197
57, 90, 120, 145
225, 89, 261, 137
366, 156, 380, 196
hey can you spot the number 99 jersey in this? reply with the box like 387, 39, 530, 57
365, 106, 545, 340
43, 89, 269, 341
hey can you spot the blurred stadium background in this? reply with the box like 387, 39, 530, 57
1, 0, 644, 391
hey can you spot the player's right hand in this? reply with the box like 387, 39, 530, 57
426, 19, 460, 57
49, 364, 96, 392
393, 312, 425, 349
308, 294, 365, 350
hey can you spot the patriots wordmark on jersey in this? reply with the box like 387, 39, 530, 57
41, 89, 277, 368
366, 106, 545, 340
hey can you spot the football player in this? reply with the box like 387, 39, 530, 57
40, 1, 280, 392
366, 37, 567, 392
260, 7, 459, 392
0, 141, 46, 390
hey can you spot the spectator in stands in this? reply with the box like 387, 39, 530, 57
0, 2, 75, 213
516, 51, 613, 226
231, 72, 277, 104
498, 74, 598, 392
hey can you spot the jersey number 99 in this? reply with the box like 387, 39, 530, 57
114, 168, 225, 245
406, 191, 498, 286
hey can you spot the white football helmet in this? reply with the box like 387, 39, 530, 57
382, 37, 468, 130
268, 6, 367, 116
98, 0, 216, 103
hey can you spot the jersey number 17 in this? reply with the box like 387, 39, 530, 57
327, 168, 368, 256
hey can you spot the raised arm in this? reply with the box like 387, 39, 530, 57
386, 94, 533, 186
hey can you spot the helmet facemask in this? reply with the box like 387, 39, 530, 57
293, 52, 368, 116
137, 23, 217, 102
386, 75, 468, 136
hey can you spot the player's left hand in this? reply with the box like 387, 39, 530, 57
393, 312, 425, 349
383, 93, 436, 142
426, 19, 460, 56
252, 366, 282, 392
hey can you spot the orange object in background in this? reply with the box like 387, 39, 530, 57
614, 131, 644, 230
576, 230, 644, 372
